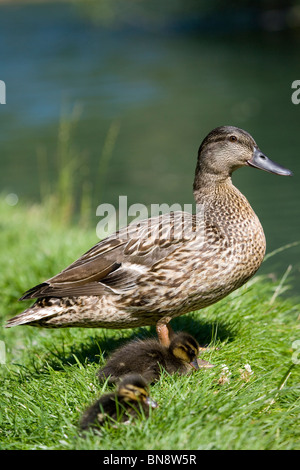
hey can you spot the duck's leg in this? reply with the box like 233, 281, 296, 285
156, 319, 175, 347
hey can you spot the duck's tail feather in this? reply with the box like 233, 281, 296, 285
5, 300, 63, 328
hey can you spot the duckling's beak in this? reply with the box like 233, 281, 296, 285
190, 358, 199, 370
144, 397, 158, 409
247, 147, 293, 176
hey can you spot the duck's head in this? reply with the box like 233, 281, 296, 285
170, 333, 200, 370
195, 126, 292, 183
118, 374, 158, 408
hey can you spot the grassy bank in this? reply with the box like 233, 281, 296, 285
0, 197, 299, 450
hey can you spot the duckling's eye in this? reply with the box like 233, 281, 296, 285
229, 135, 237, 142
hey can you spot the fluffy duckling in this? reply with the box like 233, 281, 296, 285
97, 332, 200, 384
80, 374, 157, 431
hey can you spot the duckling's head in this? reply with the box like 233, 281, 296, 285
117, 374, 158, 408
194, 126, 292, 186
169, 333, 199, 369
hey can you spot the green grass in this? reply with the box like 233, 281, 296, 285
0, 198, 299, 450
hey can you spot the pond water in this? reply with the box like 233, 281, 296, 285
0, 2, 299, 297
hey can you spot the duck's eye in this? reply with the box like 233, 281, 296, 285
229, 135, 237, 142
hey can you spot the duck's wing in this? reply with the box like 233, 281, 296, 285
20, 211, 197, 300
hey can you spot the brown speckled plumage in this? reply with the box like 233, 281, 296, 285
6, 126, 292, 345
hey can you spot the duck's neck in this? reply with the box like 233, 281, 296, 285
193, 171, 234, 205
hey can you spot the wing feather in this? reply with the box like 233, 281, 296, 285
20, 212, 197, 300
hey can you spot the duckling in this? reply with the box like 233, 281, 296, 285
6, 126, 292, 350
80, 374, 157, 431
97, 332, 200, 384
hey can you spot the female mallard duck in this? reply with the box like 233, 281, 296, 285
80, 374, 157, 430
6, 126, 292, 346
98, 332, 200, 384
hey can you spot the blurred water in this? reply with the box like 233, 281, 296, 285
0, 2, 299, 296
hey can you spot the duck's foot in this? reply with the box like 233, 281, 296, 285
156, 321, 175, 347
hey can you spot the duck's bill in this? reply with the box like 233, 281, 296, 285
190, 358, 200, 370
247, 147, 293, 176
145, 397, 158, 408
